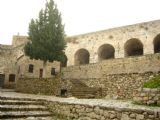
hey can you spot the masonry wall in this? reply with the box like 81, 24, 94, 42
133, 88, 160, 106
17, 56, 60, 78
65, 20, 160, 66
46, 100, 160, 120
62, 54, 160, 99
16, 77, 61, 95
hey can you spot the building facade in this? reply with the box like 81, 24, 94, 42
0, 36, 60, 88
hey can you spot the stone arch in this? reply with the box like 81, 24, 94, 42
153, 34, 160, 53
74, 48, 90, 65
98, 44, 115, 61
124, 38, 143, 57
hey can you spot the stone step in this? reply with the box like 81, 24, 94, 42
3, 116, 55, 120
0, 96, 42, 101
70, 79, 88, 87
0, 105, 47, 111
0, 111, 52, 119
0, 100, 43, 105
70, 89, 97, 92
72, 95, 95, 99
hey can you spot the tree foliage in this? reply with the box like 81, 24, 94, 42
24, 0, 66, 63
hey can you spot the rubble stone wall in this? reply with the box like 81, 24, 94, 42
46, 101, 160, 120
133, 88, 160, 106
16, 77, 61, 95
62, 54, 160, 99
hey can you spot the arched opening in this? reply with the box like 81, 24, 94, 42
74, 49, 90, 65
124, 38, 143, 57
153, 34, 160, 53
98, 44, 115, 61
61, 55, 68, 67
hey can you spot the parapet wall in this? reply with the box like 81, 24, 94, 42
62, 54, 160, 99
63, 54, 160, 79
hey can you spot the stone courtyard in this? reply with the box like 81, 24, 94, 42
0, 89, 160, 120
0, 20, 160, 119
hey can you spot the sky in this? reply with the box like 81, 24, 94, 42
0, 0, 160, 45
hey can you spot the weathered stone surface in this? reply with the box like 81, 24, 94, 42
16, 77, 61, 95
133, 88, 160, 106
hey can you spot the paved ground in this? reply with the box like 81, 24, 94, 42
0, 89, 160, 112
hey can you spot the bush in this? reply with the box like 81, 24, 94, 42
143, 75, 160, 88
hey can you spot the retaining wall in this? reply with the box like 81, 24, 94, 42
16, 77, 61, 95
133, 88, 160, 106
45, 100, 160, 120
62, 54, 160, 99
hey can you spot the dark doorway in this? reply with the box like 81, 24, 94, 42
61, 89, 67, 97
28, 64, 34, 73
0, 74, 5, 87
51, 68, 56, 75
39, 69, 43, 78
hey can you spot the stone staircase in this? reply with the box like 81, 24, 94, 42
68, 79, 102, 99
0, 96, 54, 120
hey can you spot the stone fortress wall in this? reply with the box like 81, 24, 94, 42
62, 20, 160, 99
62, 54, 160, 99
65, 20, 160, 66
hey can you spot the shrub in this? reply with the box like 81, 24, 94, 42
143, 75, 160, 88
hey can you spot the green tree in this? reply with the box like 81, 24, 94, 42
24, 0, 66, 77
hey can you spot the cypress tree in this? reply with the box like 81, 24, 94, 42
24, 0, 66, 77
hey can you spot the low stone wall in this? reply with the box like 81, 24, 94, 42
16, 76, 61, 95
133, 88, 160, 106
45, 100, 160, 120
65, 73, 159, 99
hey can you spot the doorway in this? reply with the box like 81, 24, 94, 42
39, 69, 43, 78
0, 74, 5, 87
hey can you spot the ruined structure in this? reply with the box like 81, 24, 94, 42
0, 36, 60, 88
62, 20, 160, 99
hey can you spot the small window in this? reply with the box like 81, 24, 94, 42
9, 74, 16, 82
28, 64, 34, 73
51, 68, 56, 75
61, 89, 67, 97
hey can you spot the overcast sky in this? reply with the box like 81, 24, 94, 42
0, 0, 160, 45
